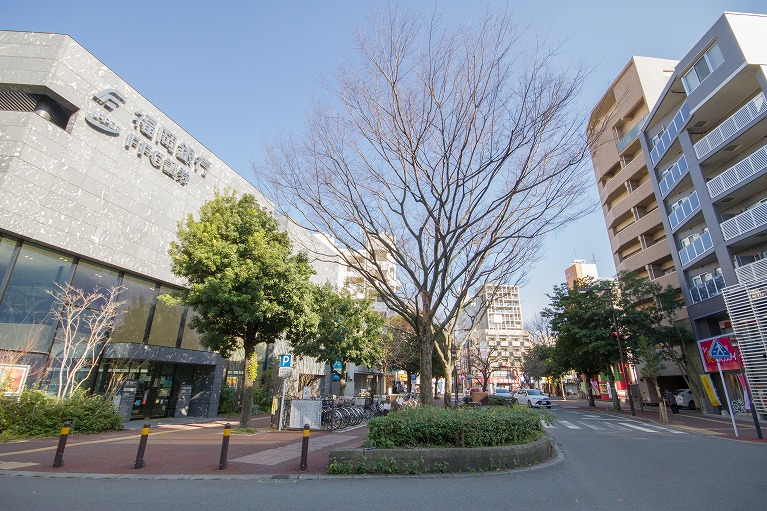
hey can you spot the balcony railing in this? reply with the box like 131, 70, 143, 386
689, 274, 725, 304
720, 201, 767, 241
694, 92, 767, 160
616, 115, 648, 153
668, 191, 700, 230
734, 257, 767, 286
658, 155, 689, 197
679, 230, 713, 267
706, 142, 767, 199
650, 102, 691, 166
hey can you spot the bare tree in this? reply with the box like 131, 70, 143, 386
263, 7, 597, 405
467, 340, 504, 393
525, 312, 557, 347
46, 283, 124, 398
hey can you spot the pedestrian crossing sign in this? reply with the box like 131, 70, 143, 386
709, 339, 731, 359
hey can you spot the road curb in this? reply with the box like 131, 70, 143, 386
0, 442, 566, 481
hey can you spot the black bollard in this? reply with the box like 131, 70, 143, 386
299, 423, 310, 471
218, 423, 231, 470
133, 422, 150, 469
52, 421, 71, 468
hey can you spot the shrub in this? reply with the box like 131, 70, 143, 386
365, 405, 543, 449
252, 385, 272, 414
0, 390, 123, 440
487, 395, 508, 406
219, 385, 239, 415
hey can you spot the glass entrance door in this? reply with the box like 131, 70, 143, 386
150, 364, 175, 418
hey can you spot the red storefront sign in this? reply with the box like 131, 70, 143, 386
697, 336, 741, 373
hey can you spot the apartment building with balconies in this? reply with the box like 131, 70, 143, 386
589, 57, 690, 319
639, 12, 767, 416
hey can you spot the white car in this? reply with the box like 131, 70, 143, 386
674, 389, 696, 410
513, 388, 552, 408
494, 388, 513, 399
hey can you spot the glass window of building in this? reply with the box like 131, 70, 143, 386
180, 309, 204, 351
70, 260, 122, 310
0, 244, 74, 353
111, 274, 157, 344
0, 236, 19, 291
147, 285, 184, 348
45, 261, 123, 392
682, 43, 724, 93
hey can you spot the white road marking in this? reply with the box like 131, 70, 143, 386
576, 421, 604, 430
651, 425, 688, 434
558, 421, 581, 429
619, 422, 659, 433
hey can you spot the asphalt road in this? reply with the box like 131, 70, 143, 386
2, 407, 765, 511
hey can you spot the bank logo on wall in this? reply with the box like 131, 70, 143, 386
85, 88, 211, 186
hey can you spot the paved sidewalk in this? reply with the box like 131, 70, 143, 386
1, 396, 763, 479
0, 413, 368, 477
554, 396, 766, 442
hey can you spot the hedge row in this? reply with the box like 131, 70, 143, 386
0, 390, 123, 440
365, 405, 544, 449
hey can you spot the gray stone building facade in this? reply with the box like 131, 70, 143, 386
0, 31, 325, 419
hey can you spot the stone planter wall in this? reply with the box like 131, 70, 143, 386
328, 434, 554, 474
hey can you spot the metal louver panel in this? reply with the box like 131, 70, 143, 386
0, 86, 73, 129
722, 282, 767, 417
0, 90, 37, 112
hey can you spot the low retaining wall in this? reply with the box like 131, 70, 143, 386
328, 434, 554, 474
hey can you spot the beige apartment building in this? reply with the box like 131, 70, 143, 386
588, 57, 688, 322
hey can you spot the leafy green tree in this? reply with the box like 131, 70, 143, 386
169, 190, 316, 427
544, 278, 627, 409
647, 287, 702, 409
544, 272, 686, 410
636, 336, 669, 423
290, 284, 387, 394
521, 344, 566, 391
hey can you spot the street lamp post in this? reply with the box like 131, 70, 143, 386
451, 344, 459, 408
605, 286, 636, 416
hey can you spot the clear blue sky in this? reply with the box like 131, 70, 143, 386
4, 0, 765, 321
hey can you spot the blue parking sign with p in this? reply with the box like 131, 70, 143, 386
280, 354, 292, 368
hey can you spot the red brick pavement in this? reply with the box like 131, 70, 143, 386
0, 414, 368, 476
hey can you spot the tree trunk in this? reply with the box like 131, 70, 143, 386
418, 318, 434, 406
607, 367, 621, 412
654, 381, 668, 423
585, 373, 595, 406
560, 377, 568, 401
444, 361, 454, 408
240, 337, 256, 429
240, 324, 262, 429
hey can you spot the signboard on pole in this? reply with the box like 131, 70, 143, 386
278, 354, 292, 378
697, 336, 740, 372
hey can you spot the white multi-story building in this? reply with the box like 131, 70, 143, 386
639, 12, 767, 416
460, 284, 528, 389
